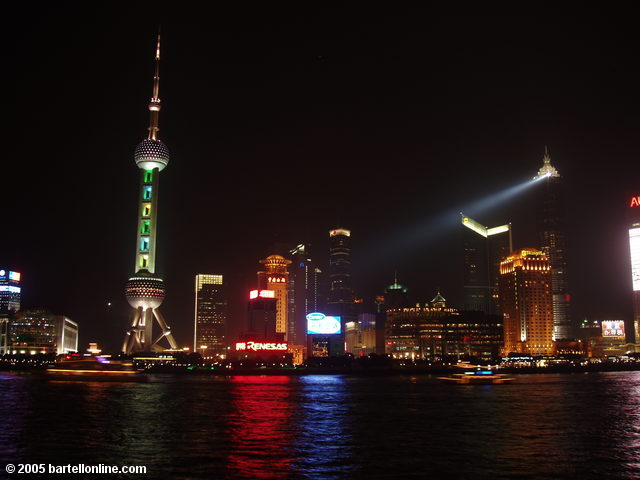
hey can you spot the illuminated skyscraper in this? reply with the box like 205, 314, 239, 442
499, 248, 555, 356
257, 255, 292, 338
535, 148, 571, 340
194, 274, 227, 357
122, 36, 177, 354
288, 243, 321, 347
461, 215, 512, 314
628, 194, 640, 342
327, 228, 354, 315
0, 269, 21, 314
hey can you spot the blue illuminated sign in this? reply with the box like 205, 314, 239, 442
306, 312, 341, 335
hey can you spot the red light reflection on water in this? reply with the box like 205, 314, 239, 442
226, 376, 295, 478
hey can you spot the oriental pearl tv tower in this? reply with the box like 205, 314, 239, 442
122, 35, 178, 354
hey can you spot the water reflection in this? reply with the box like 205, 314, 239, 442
226, 376, 295, 478
292, 375, 354, 479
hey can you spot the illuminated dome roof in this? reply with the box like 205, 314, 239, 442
135, 139, 170, 171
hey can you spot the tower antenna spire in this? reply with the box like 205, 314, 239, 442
148, 32, 162, 140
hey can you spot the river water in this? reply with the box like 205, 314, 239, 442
0, 372, 639, 479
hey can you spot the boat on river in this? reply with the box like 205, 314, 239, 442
437, 365, 514, 384
46, 355, 146, 381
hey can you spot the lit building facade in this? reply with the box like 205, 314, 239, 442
257, 255, 292, 337
122, 36, 177, 354
629, 194, 640, 342
386, 292, 502, 360
461, 215, 512, 314
535, 148, 571, 340
7, 309, 78, 354
194, 274, 227, 357
247, 290, 278, 338
288, 243, 321, 349
0, 269, 21, 314
499, 248, 555, 356
345, 313, 385, 356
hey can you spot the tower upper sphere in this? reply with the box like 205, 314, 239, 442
135, 138, 170, 171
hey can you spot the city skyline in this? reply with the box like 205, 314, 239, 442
3, 7, 637, 350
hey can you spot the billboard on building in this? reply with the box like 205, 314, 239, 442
602, 320, 625, 338
630, 227, 640, 292
306, 312, 341, 335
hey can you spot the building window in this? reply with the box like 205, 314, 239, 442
139, 255, 149, 269
144, 170, 153, 183
143, 186, 152, 200
141, 221, 151, 234
140, 237, 149, 252
142, 203, 151, 217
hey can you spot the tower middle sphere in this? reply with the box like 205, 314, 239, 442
134, 138, 170, 171
125, 272, 166, 310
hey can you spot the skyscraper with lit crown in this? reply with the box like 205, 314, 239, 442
194, 274, 227, 357
257, 255, 292, 338
499, 248, 555, 356
122, 35, 177, 354
535, 147, 571, 340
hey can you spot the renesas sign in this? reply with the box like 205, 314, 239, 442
306, 312, 341, 335
235, 341, 287, 352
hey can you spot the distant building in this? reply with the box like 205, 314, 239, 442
384, 274, 409, 310
193, 274, 227, 358
8, 308, 78, 354
0, 269, 21, 314
628, 193, 640, 342
345, 313, 385, 356
257, 255, 292, 338
247, 290, 278, 339
288, 243, 321, 350
386, 292, 502, 360
461, 216, 512, 314
535, 148, 571, 340
499, 248, 555, 356
327, 228, 355, 319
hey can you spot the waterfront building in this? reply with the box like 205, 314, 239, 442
122, 36, 178, 354
345, 312, 385, 356
257, 255, 292, 338
247, 290, 278, 338
288, 243, 320, 350
383, 274, 409, 310
461, 215, 512, 314
7, 308, 78, 354
0, 269, 21, 314
629, 193, 640, 342
535, 147, 571, 340
194, 274, 227, 358
499, 248, 555, 356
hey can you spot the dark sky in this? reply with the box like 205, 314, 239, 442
3, 5, 638, 351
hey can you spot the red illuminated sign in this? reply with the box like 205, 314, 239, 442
235, 341, 288, 352
631, 196, 640, 208
249, 290, 275, 299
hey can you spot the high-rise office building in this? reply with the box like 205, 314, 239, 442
247, 290, 278, 338
499, 248, 555, 356
535, 148, 571, 340
257, 255, 292, 337
122, 35, 177, 354
628, 193, 640, 342
327, 228, 354, 318
194, 274, 227, 357
384, 274, 409, 310
288, 243, 321, 347
461, 215, 512, 314
0, 269, 21, 314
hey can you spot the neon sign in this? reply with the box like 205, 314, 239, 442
235, 341, 288, 352
631, 228, 640, 291
0, 286, 20, 293
307, 312, 341, 334
249, 289, 275, 299
631, 196, 640, 208
602, 320, 625, 338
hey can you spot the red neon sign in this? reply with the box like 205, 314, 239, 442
249, 290, 275, 299
235, 341, 288, 352
631, 196, 640, 208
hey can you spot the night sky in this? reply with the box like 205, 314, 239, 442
3, 6, 638, 351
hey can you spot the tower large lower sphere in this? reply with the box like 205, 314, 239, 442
122, 35, 177, 354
